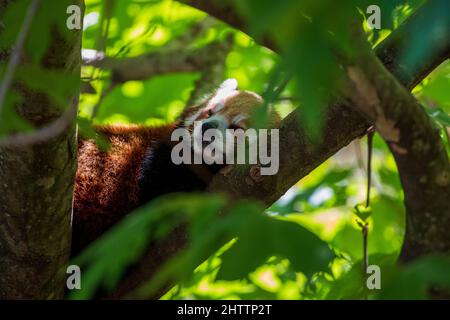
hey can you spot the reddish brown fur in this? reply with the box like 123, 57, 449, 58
72, 124, 176, 253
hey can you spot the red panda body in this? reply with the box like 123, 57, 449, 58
73, 125, 175, 253
72, 80, 280, 254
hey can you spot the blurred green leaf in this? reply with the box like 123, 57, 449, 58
0, 0, 74, 63
326, 253, 398, 299
77, 116, 110, 150
96, 73, 198, 124
217, 203, 334, 280
400, 0, 450, 77
380, 255, 450, 299
69, 193, 226, 299
427, 108, 450, 127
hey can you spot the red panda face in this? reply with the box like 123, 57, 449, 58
176, 79, 281, 166
180, 79, 280, 134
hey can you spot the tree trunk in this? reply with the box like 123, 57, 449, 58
0, 0, 83, 299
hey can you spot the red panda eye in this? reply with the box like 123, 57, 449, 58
207, 109, 214, 117
229, 124, 243, 130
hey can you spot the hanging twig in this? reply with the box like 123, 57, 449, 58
366, 126, 375, 207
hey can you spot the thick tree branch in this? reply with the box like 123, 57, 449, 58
347, 53, 450, 260
103, 1, 450, 299
343, 0, 450, 261
177, 1, 244, 36
0, 1, 83, 299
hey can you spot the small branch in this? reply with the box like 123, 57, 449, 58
83, 41, 229, 85
366, 128, 374, 208
0, 0, 41, 115
83, 17, 222, 86
363, 223, 369, 272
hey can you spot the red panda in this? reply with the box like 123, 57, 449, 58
72, 79, 280, 254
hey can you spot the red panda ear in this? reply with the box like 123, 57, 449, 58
208, 79, 239, 111
217, 78, 238, 95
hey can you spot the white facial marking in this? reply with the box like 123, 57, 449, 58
184, 79, 239, 126
208, 90, 239, 111
218, 78, 238, 92
207, 78, 239, 112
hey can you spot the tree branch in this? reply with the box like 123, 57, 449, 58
347, 53, 450, 260
82, 16, 231, 88
83, 40, 232, 86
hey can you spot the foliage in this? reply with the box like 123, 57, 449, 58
1, 0, 449, 300
69, 194, 333, 299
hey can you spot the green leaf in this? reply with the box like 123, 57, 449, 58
400, 0, 450, 77
217, 203, 334, 280
69, 193, 226, 299
380, 255, 450, 299
1, 0, 74, 63
77, 116, 110, 150
96, 73, 198, 124
325, 253, 398, 299
427, 108, 450, 127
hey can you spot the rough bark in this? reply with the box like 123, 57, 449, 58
0, 1, 83, 299
345, 40, 450, 262
103, 2, 450, 298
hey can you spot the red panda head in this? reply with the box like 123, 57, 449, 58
179, 79, 280, 133
175, 79, 281, 168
